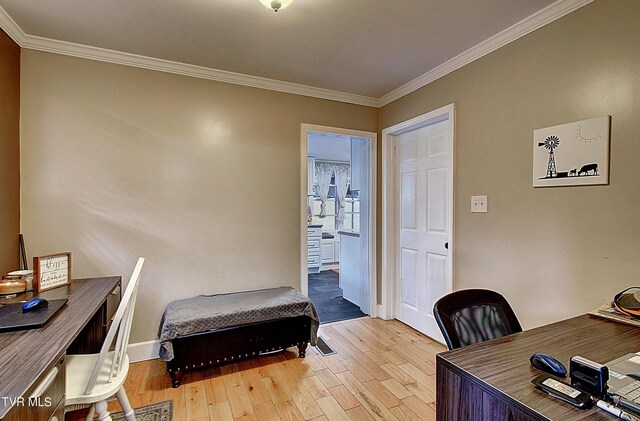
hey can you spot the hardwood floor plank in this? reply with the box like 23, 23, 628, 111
321, 327, 363, 358
340, 359, 375, 383
321, 355, 348, 375
262, 372, 293, 404
240, 368, 272, 405
128, 362, 149, 396
316, 396, 352, 421
315, 368, 342, 389
401, 396, 436, 420
163, 382, 187, 421
275, 400, 306, 421
109, 318, 446, 421
404, 380, 435, 405
389, 339, 436, 376
355, 390, 399, 421
275, 360, 324, 420
254, 401, 282, 421
345, 406, 377, 421
185, 382, 209, 420
327, 385, 360, 411
397, 362, 436, 394
208, 401, 234, 421
379, 378, 413, 400
379, 350, 406, 367
335, 371, 367, 395
222, 366, 255, 418
302, 376, 332, 400
204, 374, 228, 405
389, 404, 420, 421
379, 363, 415, 386
352, 320, 397, 347
333, 324, 386, 353
363, 350, 389, 366
306, 355, 329, 372
362, 380, 401, 409
283, 357, 317, 379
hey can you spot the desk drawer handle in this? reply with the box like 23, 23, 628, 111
30, 367, 58, 399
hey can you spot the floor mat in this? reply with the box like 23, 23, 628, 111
110, 400, 173, 421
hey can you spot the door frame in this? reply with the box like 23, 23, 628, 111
380, 103, 455, 320
300, 124, 378, 317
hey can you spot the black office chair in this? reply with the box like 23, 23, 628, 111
433, 289, 522, 350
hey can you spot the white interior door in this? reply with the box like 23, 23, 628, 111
394, 119, 452, 341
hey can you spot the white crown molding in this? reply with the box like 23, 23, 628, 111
0, 5, 27, 45
377, 0, 594, 107
0, 6, 377, 108
0, 0, 591, 109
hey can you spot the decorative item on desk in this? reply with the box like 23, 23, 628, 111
613, 286, 640, 319
7, 269, 33, 291
33, 252, 72, 292
0, 275, 27, 296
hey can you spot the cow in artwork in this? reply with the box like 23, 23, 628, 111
578, 163, 598, 176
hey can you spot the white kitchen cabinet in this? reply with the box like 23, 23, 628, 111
307, 225, 322, 273
321, 241, 334, 263
321, 237, 340, 266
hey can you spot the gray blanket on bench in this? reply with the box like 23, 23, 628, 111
158, 286, 319, 361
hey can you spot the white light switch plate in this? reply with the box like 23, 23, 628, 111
471, 195, 488, 213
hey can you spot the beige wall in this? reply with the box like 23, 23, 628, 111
20, 50, 377, 342
379, 0, 640, 329
18, 0, 640, 341
0, 30, 20, 274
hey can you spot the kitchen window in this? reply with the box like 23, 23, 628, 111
310, 178, 359, 231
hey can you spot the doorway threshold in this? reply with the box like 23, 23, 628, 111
308, 271, 366, 324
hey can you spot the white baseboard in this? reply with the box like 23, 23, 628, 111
127, 339, 161, 363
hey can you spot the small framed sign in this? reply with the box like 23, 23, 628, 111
33, 252, 72, 292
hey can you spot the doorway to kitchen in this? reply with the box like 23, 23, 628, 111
300, 124, 376, 324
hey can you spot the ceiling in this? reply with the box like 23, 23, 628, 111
308, 132, 352, 162
0, 0, 584, 105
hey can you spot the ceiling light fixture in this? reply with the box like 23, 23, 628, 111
258, 0, 294, 12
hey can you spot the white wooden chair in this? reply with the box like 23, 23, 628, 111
65, 257, 145, 421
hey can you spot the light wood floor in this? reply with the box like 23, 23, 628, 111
90, 317, 445, 421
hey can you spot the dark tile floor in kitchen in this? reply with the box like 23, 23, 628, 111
308, 270, 366, 324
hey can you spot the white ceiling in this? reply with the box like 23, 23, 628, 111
308, 132, 352, 162
0, 0, 586, 104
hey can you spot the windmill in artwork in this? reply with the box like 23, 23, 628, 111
538, 135, 560, 178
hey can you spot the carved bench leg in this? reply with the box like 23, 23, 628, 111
170, 370, 184, 388
298, 342, 308, 358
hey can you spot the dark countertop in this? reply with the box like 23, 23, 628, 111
338, 230, 360, 238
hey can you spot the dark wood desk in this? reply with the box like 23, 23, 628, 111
436, 315, 640, 420
0, 277, 121, 421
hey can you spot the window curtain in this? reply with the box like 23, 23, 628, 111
333, 164, 350, 229
315, 162, 333, 217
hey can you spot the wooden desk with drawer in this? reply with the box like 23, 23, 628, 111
0, 277, 121, 421
436, 315, 640, 420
